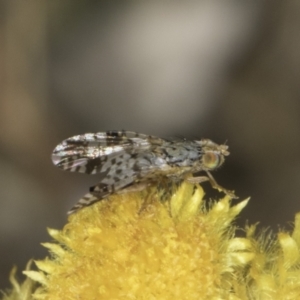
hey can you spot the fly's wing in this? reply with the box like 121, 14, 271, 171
68, 191, 103, 215
52, 130, 164, 213
52, 131, 160, 174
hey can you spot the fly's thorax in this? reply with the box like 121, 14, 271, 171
162, 142, 201, 167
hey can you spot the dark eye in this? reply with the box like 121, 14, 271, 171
202, 152, 221, 170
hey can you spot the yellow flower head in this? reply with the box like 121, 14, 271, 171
23, 182, 250, 299
16, 182, 300, 300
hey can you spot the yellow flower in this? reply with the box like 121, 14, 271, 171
3, 182, 300, 299
25, 182, 252, 299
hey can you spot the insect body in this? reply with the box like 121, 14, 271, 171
52, 130, 236, 214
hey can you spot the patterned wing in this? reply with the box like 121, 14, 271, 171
52, 130, 163, 174
52, 131, 165, 214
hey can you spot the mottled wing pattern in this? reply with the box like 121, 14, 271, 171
52, 130, 164, 213
52, 131, 155, 174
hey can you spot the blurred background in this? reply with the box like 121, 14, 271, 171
1, 0, 300, 290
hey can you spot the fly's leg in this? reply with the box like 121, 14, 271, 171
186, 171, 238, 199
138, 186, 159, 215
112, 181, 157, 214
115, 182, 156, 214
186, 176, 210, 184
116, 182, 149, 194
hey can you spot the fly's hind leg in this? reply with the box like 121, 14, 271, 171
186, 171, 238, 199
129, 179, 169, 215
115, 182, 153, 213
113, 181, 157, 214
138, 187, 159, 215
115, 182, 149, 194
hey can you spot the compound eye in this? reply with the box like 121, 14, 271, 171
202, 152, 222, 170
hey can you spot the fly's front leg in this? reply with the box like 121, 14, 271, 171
186, 171, 238, 199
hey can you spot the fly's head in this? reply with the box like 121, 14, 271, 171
196, 139, 229, 172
